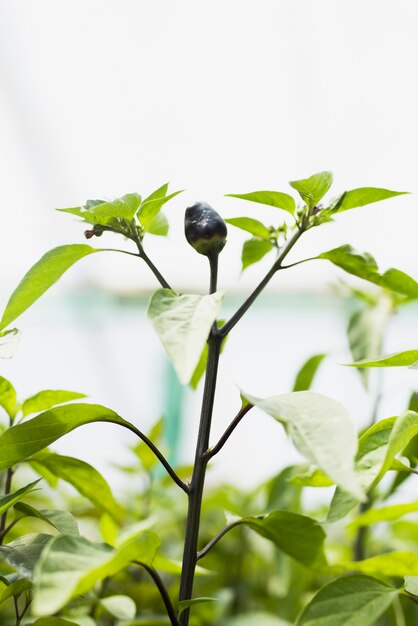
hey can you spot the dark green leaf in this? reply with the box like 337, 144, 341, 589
32, 532, 159, 615
337, 187, 409, 212
0, 479, 42, 516
0, 376, 17, 417
22, 390, 87, 417
148, 289, 224, 384
289, 171, 333, 208
225, 217, 271, 239
0, 403, 133, 471
226, 191, 296, 214
241, 238, 274, 271
32, 619, 80, 626
0, 534, 52, 577
29, 452, 124, 521
0, 245, 102, 331
292, 354, 326, 392
295, 574, 398, 626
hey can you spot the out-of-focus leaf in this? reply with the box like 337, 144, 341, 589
0, 479, 41, 516
100, 595, 137, 619
14, 503, 79, 536
292, 354, 326, 392
178, 597, 218, 616
0, 328, 21, 359
348, 350, 418, 368
350, 501, 418, 528
0, 578, 32, 605
0, 376, 17, 417
0, 533, 52, 577
343, 552, 418, 577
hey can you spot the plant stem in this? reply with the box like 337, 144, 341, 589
133, 237, 172, 289
197, 520, 239, 560
219, 225, 306, 338
178, 330, 223, 625
205, 404, 253, 460
208, 253, 219, 295
134, 561, 179, 626
0, 467, 14, 545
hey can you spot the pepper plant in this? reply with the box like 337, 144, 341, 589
1, 172, 418, 626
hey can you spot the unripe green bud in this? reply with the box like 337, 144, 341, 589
184, 202, 227, 257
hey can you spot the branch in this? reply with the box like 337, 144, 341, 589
132, 237, 172, 289
133, 561, 179, 626
119, 421, 189, 494
205, 404, 253, 460
197, 520, 240, 561
219, 225, 306, 338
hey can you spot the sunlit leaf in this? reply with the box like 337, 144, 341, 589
348, 350, 418, 368
241, 238, 274, 271
226, 191, 295, 214
343, 552, 418, 577
0, 376, 17, 417
100, 595, 137, 619
0, 479, 41, 516
225, 217, 271, 239
22, 390, 87, 417
336, 187, 409, 213
289, 171, 333, 208
292, 354, 326, 392
14, 503, 79, 535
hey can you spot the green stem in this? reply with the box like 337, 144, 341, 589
178, 330, 223, 625
0, 467, 14, 545
134, 561, 179, 626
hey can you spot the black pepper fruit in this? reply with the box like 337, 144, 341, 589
184, 202, 227, 257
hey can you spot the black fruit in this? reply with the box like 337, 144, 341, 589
184, 202, 227, 257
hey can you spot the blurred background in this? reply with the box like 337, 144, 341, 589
0, 0, 417, 491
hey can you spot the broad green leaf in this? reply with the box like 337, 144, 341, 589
225, 190, 295, 214
377, 411, 418, 483
318, 245, 418, 298
404, 576, 418, 597
0, 533, 52, 577
177, 597, 217, 617
146, 212, 169, 236
289, 171, 333, 208
288, 465, 334, 487
225, 217, 271, 239
32, 531, 159, 615
239, 510, 326, 567
347, 298, 392, 387
343, 552, 418, 577
226, 614, 290, 626
99, 513, 119, 546
292, 354, 326, 392
100, 595, 137, 619
58, 193, 141, 226
0, 245, 102, 331
30, 452, 124, 521
148, 289, 224, 385
0, 328, 21, 359
244, 391, 365, 501
14, 503, 79, 536
241, 238, 274, 271
295, 574, 398, 626
22, 390, 87, 417
138, 186, 183, 230
0, 376, 17, 417
0, 403, 132, 471
0, 578, 32, 606
0, 479, 41, 516
348, 350, 418, 368
350, 501, 418, 528
337, 187, 408, 212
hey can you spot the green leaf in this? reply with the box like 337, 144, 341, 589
0, 533, 52, 577
292, 354, 326, 392
348, 350, 418, 368
337, 187, 409, 212
138, 185, 183, 230
22, 390, 87, 417
404, 576, 418, 597
0, 479, 42, 516
177, 597, 217, 617
225, 191, 295, 214
343, 552, 418, 577
350, 501, 418, 528
58, 193, 142, 226
0, 578, 32, 606
148, 289, 224, 384
347, 299, 392, 387
32, 531, 159, 616
32, 619, 81, 625
295, 574, 398, 626
239, 510, 326, 567
318, 245, 418, 298
289, 171, 333, 208
0, 245, 102, 331
288, 465, 334, 487
225, 614, 290, 626
29, 452, 124, 521
146, 212, 169, 237
100, 595, 137, 619
14, 503, 79, 535
241, 238, 274, 271
244, 391, 365, 501
0, 403, 133, 471
0, 376, 17, 417
225, 217, 271, 239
